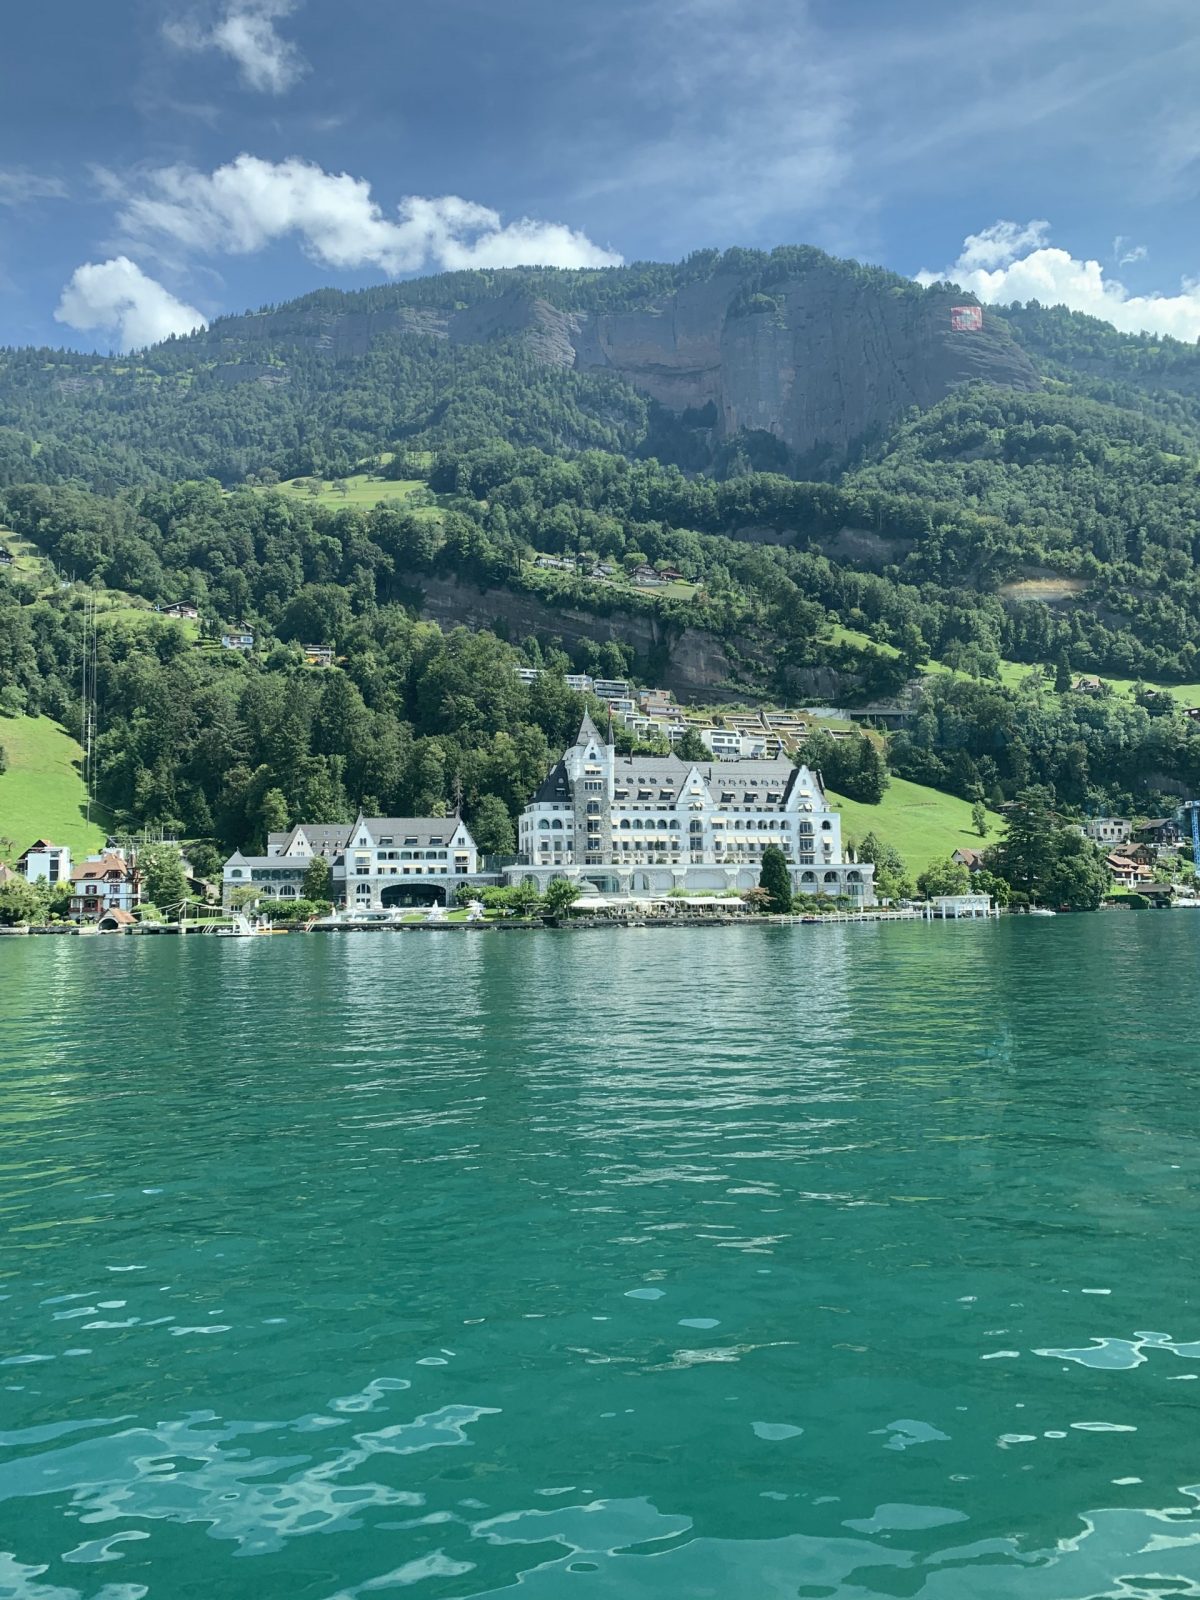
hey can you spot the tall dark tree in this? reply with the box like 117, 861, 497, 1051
758, 844, 793, 913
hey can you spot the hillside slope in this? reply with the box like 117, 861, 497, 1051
0, 247, 1037, 488
0, 715, 106, 859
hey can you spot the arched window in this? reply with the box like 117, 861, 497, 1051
822, 820, 832, 831
230, 868, 244, 878
552, 819, 563, 830
824, 871, 838, 884
539, 819, 550, 830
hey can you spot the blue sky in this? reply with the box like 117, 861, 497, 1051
4, 0, 1200, 350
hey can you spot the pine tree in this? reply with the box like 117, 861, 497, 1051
758, 844, 793, 913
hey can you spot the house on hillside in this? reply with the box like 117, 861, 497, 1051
302, 644, 334, 667
159, 601, 199, 620
951, 848, 987, 874
1106, 852, 1153, 890
1134, 818, 1182, 847
16, 840, 72, 886
220, 627, 255, 651
71, 851, 140, 920
1083, 817, 1131, 846
1072, 675, 1106, 696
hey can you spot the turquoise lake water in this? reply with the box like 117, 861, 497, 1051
1, 918, 1199, 1598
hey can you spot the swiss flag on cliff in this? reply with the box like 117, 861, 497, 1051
951, 305, 984, 332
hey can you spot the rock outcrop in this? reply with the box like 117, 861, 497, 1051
455, 267, 1037, 460
210, 258, 1039, 462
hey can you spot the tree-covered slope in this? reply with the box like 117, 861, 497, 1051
0, 245, 1037, 489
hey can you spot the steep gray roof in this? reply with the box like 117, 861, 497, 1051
268, 823, 353, 857
575, 713, 607, 748
356, 817, 473, 846
530, 760, 571, 805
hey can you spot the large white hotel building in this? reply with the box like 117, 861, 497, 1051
514, 716, 874, 902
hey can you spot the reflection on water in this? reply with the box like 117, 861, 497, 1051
1, 919, 1199, 1598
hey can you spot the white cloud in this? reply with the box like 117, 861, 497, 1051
917, 222, 1200, 342
165, 1, 306, 95
54, 258, 206, 351
1113, 236, 1148, 267
113, 155, 622, 273
0, 169, 68, 206
952, 220, 1051, 273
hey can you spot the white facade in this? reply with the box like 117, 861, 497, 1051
701, 729, 772, 761
222, 815, 480, 909
71, 852, 139, 919
19, 840, 71, 885
512, 716, 874, 903
336, 816, 479, 909
1084, 817, 1131, 845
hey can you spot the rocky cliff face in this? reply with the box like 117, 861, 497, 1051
486, 267, 1038, 459
212, 261, 1038, 461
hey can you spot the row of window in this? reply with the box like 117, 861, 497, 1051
360, 849, 454, 862
533, 817, 829, 833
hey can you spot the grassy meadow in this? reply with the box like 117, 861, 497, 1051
0, 714, 108, 860
828, 775, 1002, 876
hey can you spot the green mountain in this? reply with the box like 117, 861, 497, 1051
1, 246, 1039, 488
5, 245, 1200, 853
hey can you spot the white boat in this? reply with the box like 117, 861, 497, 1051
1028, 907, 1057, 917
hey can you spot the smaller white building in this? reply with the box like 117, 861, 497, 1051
701, 729, 771, 761
927, 894, 994, 919
17, 839, 72, 885
337, 816, 479, 910
1083, 817, 1131, 846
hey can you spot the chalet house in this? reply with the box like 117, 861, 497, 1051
1106, 853, 1153, 890
71, 852, 140, 921
1134, 818, 1182, 847
220, 628, 255, 651
159, 602, 199, 620
951, 848, 987, 874
302, 644, 335, 667
16, 839, 72, 885
1072, 675, 1106, 696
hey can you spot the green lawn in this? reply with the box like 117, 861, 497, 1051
0, 714, 109, 861
828, 775, 1001, 876
258, 473, 427, 509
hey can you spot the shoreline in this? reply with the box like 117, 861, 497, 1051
2, 906, 1004, 938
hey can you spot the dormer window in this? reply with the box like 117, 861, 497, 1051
404, 836, 418, 845
767, 792, 781, 803
380, 836, 393, 845
721, 792, 734, 804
